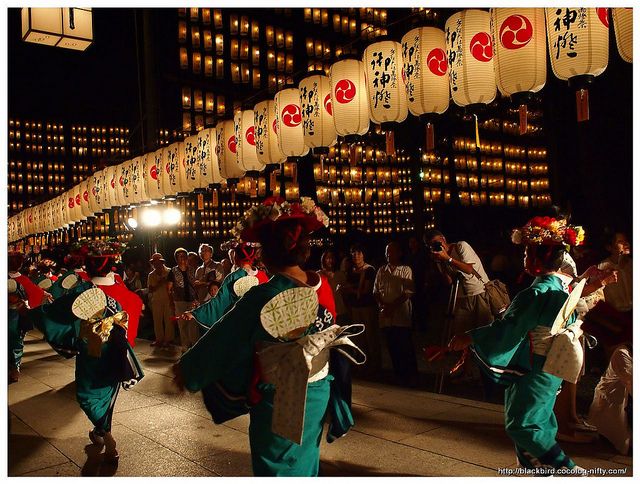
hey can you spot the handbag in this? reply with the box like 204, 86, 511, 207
470, 268, 511, 317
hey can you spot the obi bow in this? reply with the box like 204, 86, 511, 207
80, 310, 129, 357
256, 324, 366, 445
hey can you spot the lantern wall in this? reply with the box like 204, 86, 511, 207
253, 100, 287, 164
401, 27, 450, 116
329, 58, 370, 136
492, 8, 546, 96
545, 8, 609, 81
235, 109, 264, 171
216, 119, 246, 179
299, 73, 338, 148
612, 8, 632, 63
446, 9, 497, 107
363, 40, 409, 124
274, 87, 310, 157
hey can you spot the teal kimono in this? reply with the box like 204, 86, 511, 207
192, 268, 250, 333
48, 270, 80, 300
180, 273, 354, 477
469, 274, 577, 470
28, 282, 144, 433
8, 281, 28, 370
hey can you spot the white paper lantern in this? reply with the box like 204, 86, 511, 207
235, 109, 264, 171
491, 8, 546, 97
129, 156, 146, 203
363, 40, 409, 124
253, 100, 287, 164
143, 151, 163, 200
183, 135, 200, 191
114, 163, 128, 207
21, 8, 93, 51
329, 58, 370, 137
177, 142, 190, 194
104, 165, 119, 210
87, 170, 101, 215
446, 9, 497, 107
161, 143, 184, 197
298, 72, 338, 150
79, 179, 92, 219
612, 8, 632, 63
216, 120, 245, 179
401, 27, 450, 117
74, 184, 85, 221
545, 8, 609, 81
274, 87, 310, 157
196, 127, 222, 187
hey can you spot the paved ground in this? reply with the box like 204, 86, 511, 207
7, 332, 632, 477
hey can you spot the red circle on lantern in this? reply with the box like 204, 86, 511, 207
110, 178, 116, 189
76, 194, 81, 205
272, 119, 278, 134
119, 176, 124, 186
228, 136, 237, 154
334, 79, 356, 104
596, 8, 609, 28
324, 93, 333, 115
246, 126, 256, 145
69, 198, 74, 208
28, 214, 33, 223
150, 164, 158, 180
83, 191, 89, 202
470, 32, 493, 62
281, 104, 302, 127
427, 48, 448, 76
92, 186, 97, 196
500, 14, 533, 49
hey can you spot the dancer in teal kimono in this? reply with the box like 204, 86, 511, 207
449, 216, 587, 474
175, 197, 364, 476
8, 279, 29, 383
182, 240, 269, 333
27, 241, 144, 464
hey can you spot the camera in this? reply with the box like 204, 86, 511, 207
430, 242, 443, 253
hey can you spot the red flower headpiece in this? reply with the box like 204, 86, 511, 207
511, 217, 585, 247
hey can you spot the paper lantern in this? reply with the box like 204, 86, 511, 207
329, 58, 370, 137
274, 87, 310, 157
79, 179, 92, 219
545, 8, 609, 81
298, 72, 338, 150
131, 156, 149, 203
115, 163, 128, 207
143, 151, 163, 200
87, 170, 102, 215
177, 142, 190, 194
446, 9, 497, 107
21, 8, 93, 51
66, 188, 79, 223
216, 120, 245, 179
492, 8, 546, 97
196, 127, 222, 187
183, 135, 200, 191
73, 184, 84, 221
612, 8, 632, 63
161, 142, 186, 197
104, 165, 119, 210
253, 100, 287, 164
363, 40, 409, 124
235, 109, 264, 171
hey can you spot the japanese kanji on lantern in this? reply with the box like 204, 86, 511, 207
74, 184, 86, 221
183, 134, 200, 191
612, 8, 632, 63
401, 26, 450, 151
446, 9, 497, 108
545, 8, 609, 121
196, 127, 222, 187
274, 87, 310, 158
144, 150, 163, 200
216, 119, 246, 179
131, 156, 149, 204
123, 159, 137, 206
253, 99, 287, 164
114, 162, 127, 206
299, 71, 337, 152
88, 169, 102, 215
492, 8, 546, 134
235, 109, 264, 171
79, 179, 92, 219
161, 142, 185, 197
329, 57, 370, 138
104, 165, 119, 210
177, 142, 190, 195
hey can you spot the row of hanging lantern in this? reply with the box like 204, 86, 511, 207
9, 8, 632, 242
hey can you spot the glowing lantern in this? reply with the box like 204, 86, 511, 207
545, 8, 609, 121
253, 99, 287, 164
104, 165, 119, 210
21, 8, 93, 51
446, 10, 497, 107
79, 179, 92, 219
612, 8, 632, 63
115, 162, 128, 206
161, 142, 186, 197
216, 119, 245, 179
87, 169, 102, 215
144, 150, 163, 200
298, 72, 337, 151
491, 8, 546, 133
131, 156, 149, 203
183, 135, 200, 191
401, 26, 450, 150
196, 127, 223, 187
235, 109, 264, 171
274, 87, 310, 157
73, 184, 85, 222
177, 143, 190, 195
329, 58, 370, 137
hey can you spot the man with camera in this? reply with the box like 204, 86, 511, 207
424, 229, 493, 380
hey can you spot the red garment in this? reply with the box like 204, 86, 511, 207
97, 283, 143, 347
113, 273, 124, 285
256, 270, 270, 284
316, 273, 336, 320
75, 270, 91, 282
11, 274, 46, 308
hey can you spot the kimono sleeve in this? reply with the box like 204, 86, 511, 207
191, 272, 239, 329
179, 291, 264, 392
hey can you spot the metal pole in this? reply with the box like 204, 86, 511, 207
435, 273, 461, 394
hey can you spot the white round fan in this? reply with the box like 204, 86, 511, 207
38, 278, 53, 289
72, 287, 107, 320
260, 287, 318, 340
8, 279, 18, 294
61, 273, 79, 290
233, 275, 260, 297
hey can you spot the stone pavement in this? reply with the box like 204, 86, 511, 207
8, 332, 632, 477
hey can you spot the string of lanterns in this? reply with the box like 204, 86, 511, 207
9, 7, 632, 243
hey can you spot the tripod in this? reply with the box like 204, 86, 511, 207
434, 272, 463, 394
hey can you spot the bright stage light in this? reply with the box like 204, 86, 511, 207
127, 217, 138, 229
141, 208, 161, 227
163, 207, 181, 226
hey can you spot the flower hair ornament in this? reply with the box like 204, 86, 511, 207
511, 217, 585, 248
232, 196, 330, 242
